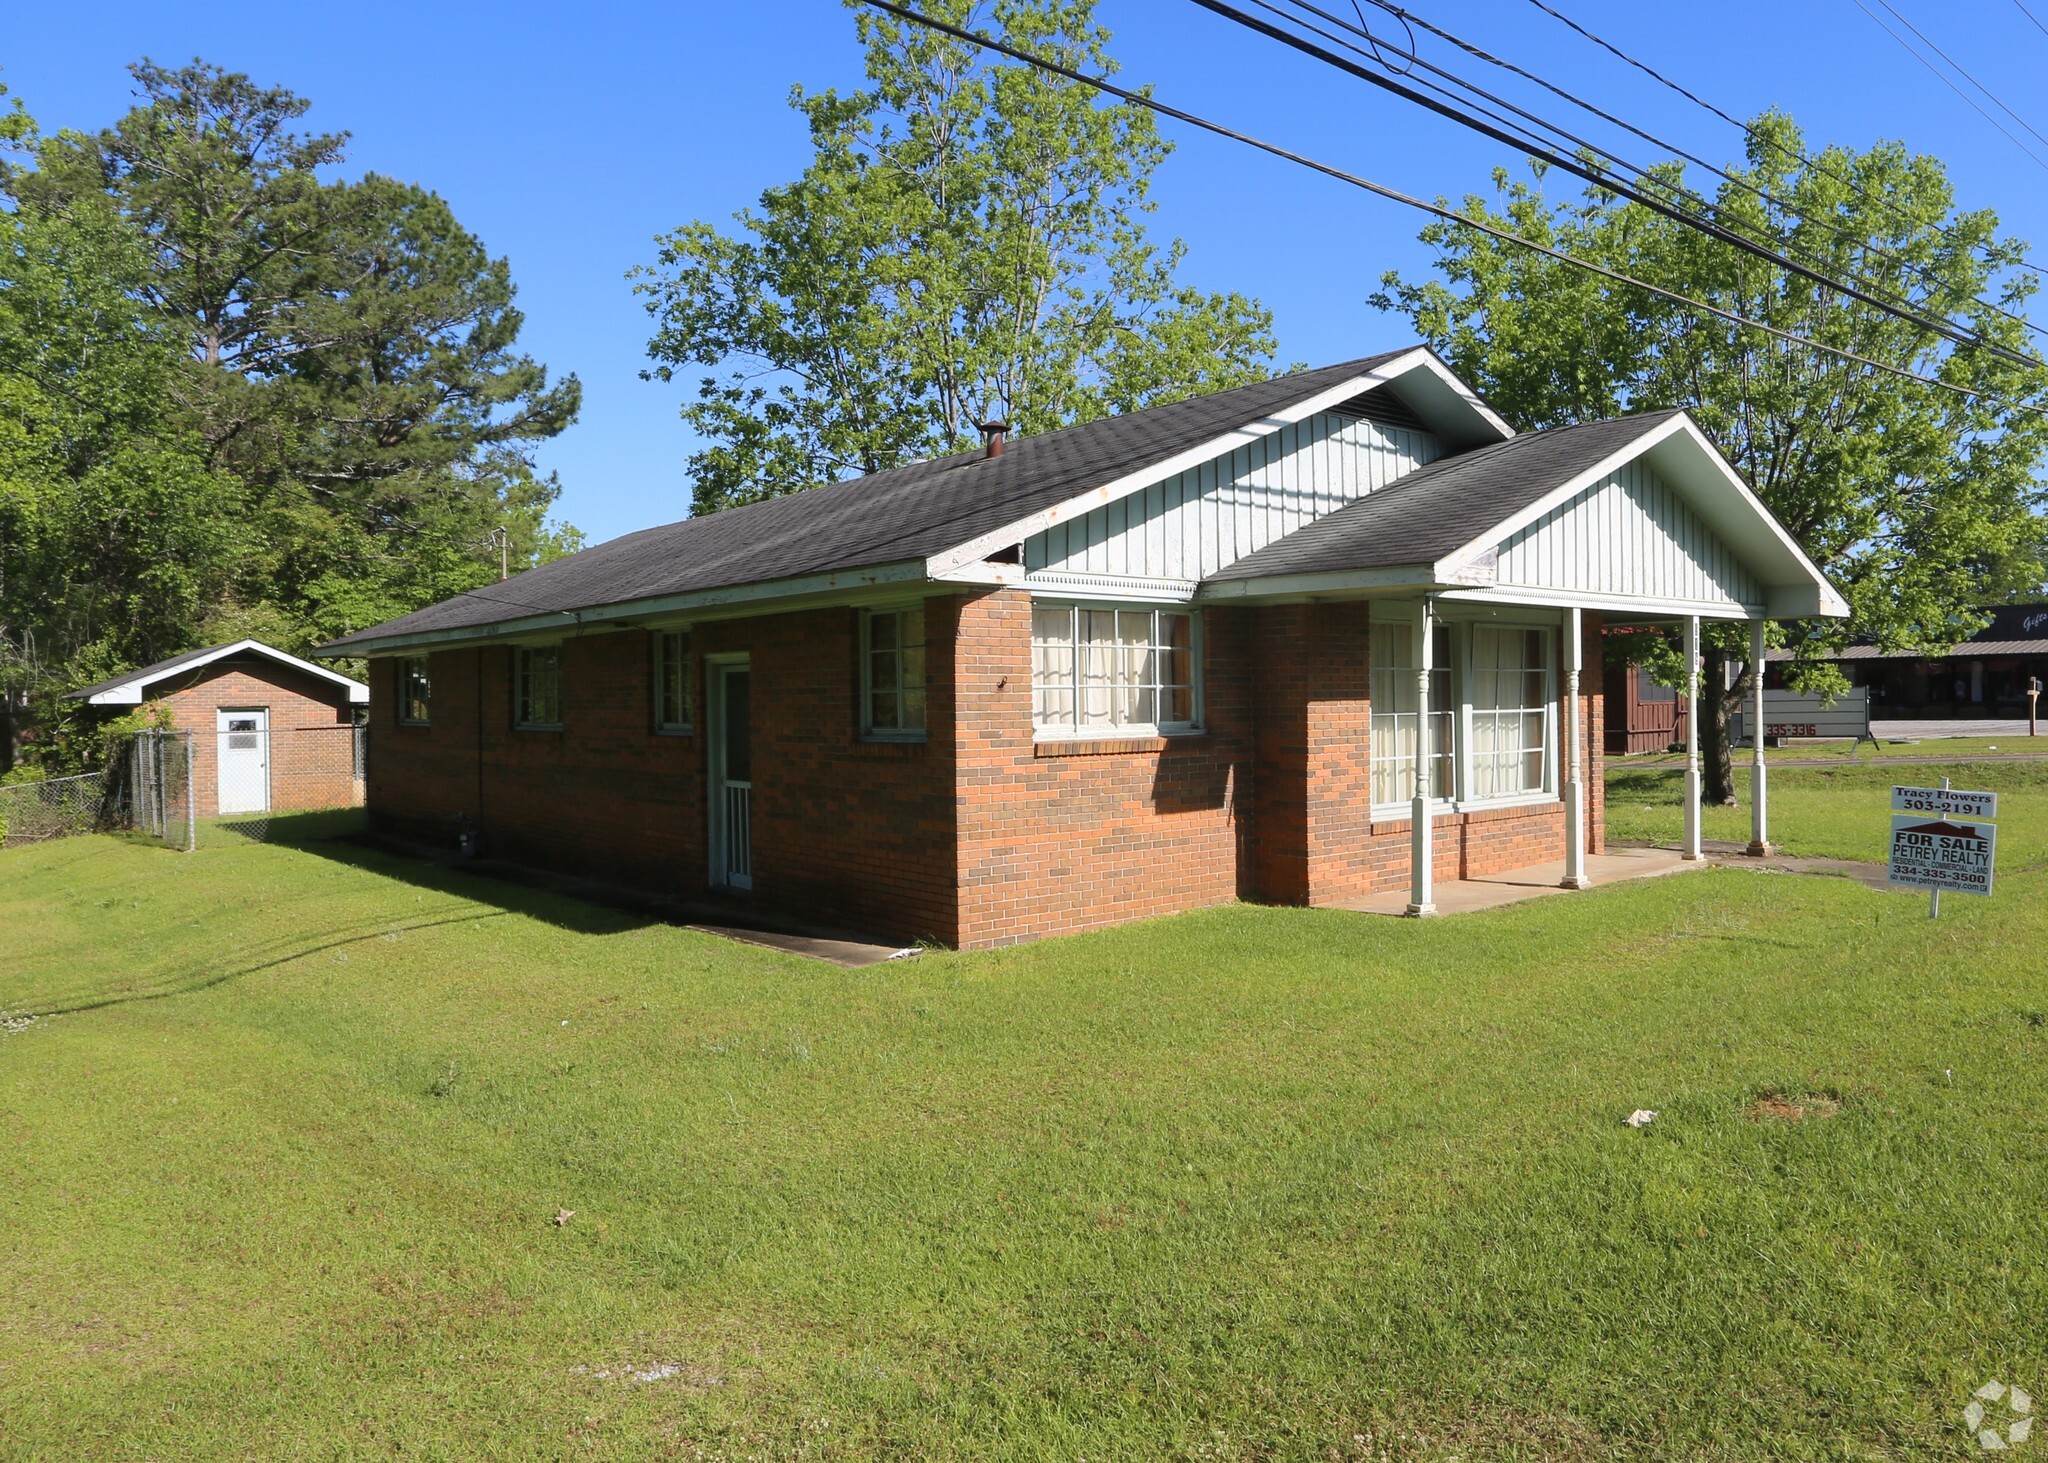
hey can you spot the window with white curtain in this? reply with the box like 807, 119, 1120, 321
1369, 621, 1454, 806
1031, 604, 1198, 735
1370, 617, 1555, 809
1469, 626, 1553, 798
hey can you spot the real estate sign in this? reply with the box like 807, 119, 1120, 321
1888, 793, 1998, 898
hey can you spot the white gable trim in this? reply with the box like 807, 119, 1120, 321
81, 639, 370, 705
1434, 414, 1847, 620
926, 349, 1512, 579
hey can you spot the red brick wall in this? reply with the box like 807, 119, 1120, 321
363, 595, 1609, 950
148, 658, 360, 815
954, 595, 1607, 946
952, 591, 1254, 949
365, 602, 957, 944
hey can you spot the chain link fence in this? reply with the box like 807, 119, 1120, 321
1, 722, 366, 853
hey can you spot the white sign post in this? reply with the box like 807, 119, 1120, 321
1890, 779, 1999, 917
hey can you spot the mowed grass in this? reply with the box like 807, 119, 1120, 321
1608, 757, 2048, 864
1621, 734, 2048, 767
4, 794, 2048, 1459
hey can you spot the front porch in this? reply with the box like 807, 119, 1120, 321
1337, 842, 1704, 916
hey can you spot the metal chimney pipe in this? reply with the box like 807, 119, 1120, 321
979, 421, 1010, 458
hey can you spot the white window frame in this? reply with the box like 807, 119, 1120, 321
1030, 600, 1203, 740
397, 656, 430, 727
1369, 608, 1560, 819
654, 628, 693, 734
860, 605, 929, 742
514, 645, 563, 731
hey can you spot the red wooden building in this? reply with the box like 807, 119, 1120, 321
319, 350, 1844, 947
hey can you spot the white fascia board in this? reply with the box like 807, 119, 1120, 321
323, 561, 932, 658
1021, 572, 1202, 603
1435, 585, 1764, 619
924, 349, 1508, 578
1197, 565, 1450, 602
88, 638, 369, 704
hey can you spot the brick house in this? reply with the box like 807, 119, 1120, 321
317, 348, 1845, 947
68, 640, 367, 816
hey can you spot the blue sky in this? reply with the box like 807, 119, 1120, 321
8, 0, 2048, 544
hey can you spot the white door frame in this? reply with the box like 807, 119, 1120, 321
706, 655, 752, 890
216, 706, 271, 815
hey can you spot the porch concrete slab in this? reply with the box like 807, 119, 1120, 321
1334, 844, 1707, 917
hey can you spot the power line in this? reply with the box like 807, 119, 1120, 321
857, 0, 2047, 419
2012, 0, 2048, 42
1274, 0, 2048, 344
1188, 0, 2034, 364
1851, 0, 2048, 174
1519, 0, 2048, 275
1251, 0, 2048, 348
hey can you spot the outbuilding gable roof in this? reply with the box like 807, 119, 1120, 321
316, 349, 1479, 654
65, 639, 369, 706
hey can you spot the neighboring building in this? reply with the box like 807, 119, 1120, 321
316, 347, 1845, 948
1604, 660, 1691, 756
1766, 601, 2048, 719
66, 640, 368, 816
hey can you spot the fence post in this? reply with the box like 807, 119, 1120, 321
184, 732, 196, 852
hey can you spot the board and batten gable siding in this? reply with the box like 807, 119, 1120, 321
1494, 457, 1761, 609
1022, 411, 1443, 584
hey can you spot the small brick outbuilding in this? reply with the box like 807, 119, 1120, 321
68, 640, 367, 816
317, 348, 1847, 948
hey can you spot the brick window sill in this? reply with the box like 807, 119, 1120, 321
853, 737, 929, 757
1034, 735, 1199, 757
1369, 796, 1562, 834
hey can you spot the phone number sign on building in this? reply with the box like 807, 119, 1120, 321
1888, 785, 1998, 898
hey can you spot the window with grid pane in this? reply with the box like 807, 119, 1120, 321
1369, 622, 1453, 806
515, 646, 562, 729
654, 631, 692, 732
862, 608, 927, 738
398, 657, 430, 726
1031, 604, 1198, 735
1470, 626, 1552, 798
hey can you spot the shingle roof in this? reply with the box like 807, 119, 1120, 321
317, 351, 1427, 652
1208, 410, 1685, 582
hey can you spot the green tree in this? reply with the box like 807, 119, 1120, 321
636, 0, 1279, 514
0, 91, 244, 771
5, 60, 582, 665
1372, 115, 2048, 803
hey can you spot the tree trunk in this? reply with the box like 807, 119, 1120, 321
1699, 645, 1743, 806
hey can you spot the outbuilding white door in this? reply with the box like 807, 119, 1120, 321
216, 708, 270, 814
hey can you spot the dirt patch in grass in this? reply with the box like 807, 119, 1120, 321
1746, 1089, 1842, 1123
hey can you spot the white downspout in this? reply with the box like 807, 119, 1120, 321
1683, 615, 1704, 861
1407, 597, 1437, 916
1563, 606, 1590, 889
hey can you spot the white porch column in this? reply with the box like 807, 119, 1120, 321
1683, 615, 1704, 860
1407, 597, 1437, 916
1748, 618, 1771, 856
1562, 606, 1590, 889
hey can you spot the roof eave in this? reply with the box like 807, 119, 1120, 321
314, 560, 934, 658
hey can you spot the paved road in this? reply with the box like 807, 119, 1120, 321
1871, 718, 2038, 738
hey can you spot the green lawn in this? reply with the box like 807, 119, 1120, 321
1620, 733, 2048, 766
4, 792, 2046, 1458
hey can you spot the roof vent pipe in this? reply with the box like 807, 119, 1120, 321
978, 421, 1010, 458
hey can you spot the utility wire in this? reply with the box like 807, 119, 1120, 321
2012, 0, 2048, 42
1520, 0, 2048, 275
1273, 0, 2048, 344
1250, 0, 2047, 347
1188, 0, 2034, 364
1850, 0, 2048, 172
858, 0, 2046, 418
